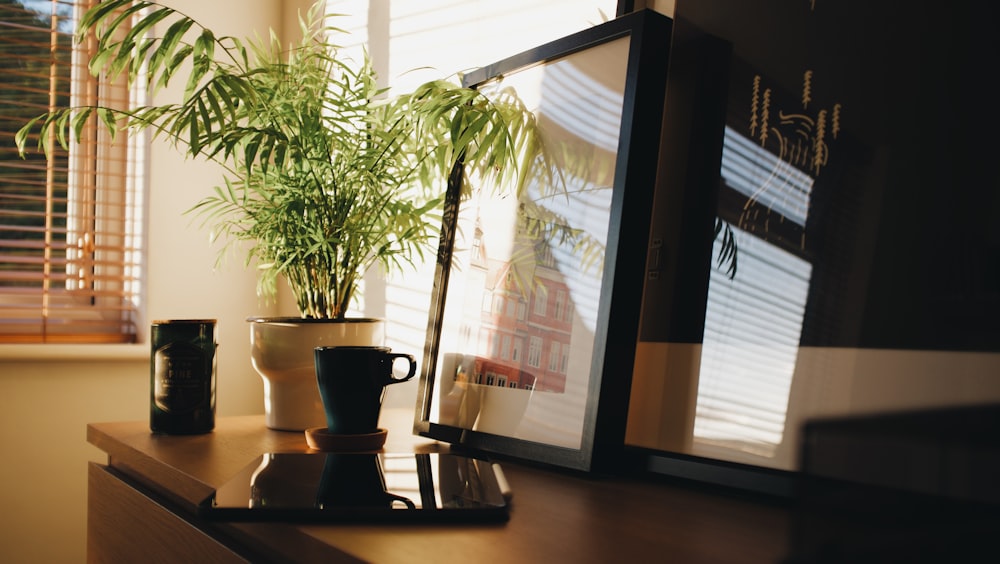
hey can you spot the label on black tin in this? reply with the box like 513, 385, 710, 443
154, 342, 209, 413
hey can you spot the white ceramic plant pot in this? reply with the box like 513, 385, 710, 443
249, 317, 385, 431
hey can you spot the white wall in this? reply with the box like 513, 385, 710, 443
0, 2, 284, 562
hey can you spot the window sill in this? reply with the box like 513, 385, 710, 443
0, 344, 147, 362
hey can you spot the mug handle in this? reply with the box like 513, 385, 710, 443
385, 492, 417, 509
386, 353, 417, 384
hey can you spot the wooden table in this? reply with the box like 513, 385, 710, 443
87, 410, 791, 563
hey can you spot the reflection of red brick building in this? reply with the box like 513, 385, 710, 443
467, 220, 573, 393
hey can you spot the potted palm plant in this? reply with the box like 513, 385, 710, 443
17, 0, 542, 430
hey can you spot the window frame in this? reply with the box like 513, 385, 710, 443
0, 0, 145, 344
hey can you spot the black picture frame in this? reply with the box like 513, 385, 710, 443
413, 10, 673, 473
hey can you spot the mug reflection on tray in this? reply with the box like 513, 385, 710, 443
250, 452, 413, 509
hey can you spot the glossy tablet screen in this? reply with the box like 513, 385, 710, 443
201, 452, 509, 523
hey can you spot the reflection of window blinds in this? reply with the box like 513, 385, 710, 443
541, 63, 623, 152
720, 126, 812, 225
695, 227, 811, 456
325, 1, 617, 406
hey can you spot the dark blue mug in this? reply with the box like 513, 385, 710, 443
314, 346, 417, 435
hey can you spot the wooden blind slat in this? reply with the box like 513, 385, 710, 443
0, 0, 142, 344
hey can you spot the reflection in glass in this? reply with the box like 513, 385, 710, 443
316, 454, 415, 510
249, 452, 412, 509
658, 1, 1000, 483
211, 452, 506, 516
694, 126, 812, 465
719, 126, 812, 226
697, 228, 811, 459
429, 37, 630, 449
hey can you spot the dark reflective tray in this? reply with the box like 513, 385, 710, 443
200, 452, 509, 523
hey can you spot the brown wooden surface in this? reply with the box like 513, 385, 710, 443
88, 463, 248, 564
87, 409, 791, 563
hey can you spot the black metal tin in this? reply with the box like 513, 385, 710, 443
150, 319, 217, 434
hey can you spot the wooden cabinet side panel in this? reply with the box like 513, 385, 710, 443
87, 463, 248, 564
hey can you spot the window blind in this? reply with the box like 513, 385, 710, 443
0, 0, 143, 344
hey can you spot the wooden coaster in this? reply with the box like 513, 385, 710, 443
304, 427, 388, 452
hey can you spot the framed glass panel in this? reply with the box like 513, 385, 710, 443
415, 10, 674, 472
